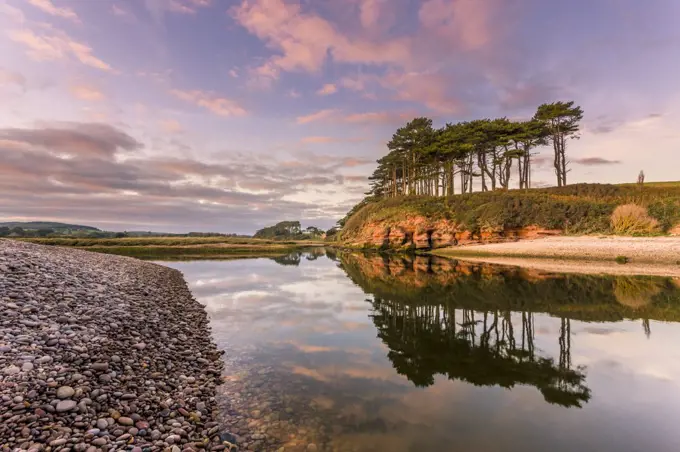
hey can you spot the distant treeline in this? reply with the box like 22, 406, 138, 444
253, 221, 327, 240
0, 222, 248, 239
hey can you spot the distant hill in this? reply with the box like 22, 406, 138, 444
0, 221, 101, 231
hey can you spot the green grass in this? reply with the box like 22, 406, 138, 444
340, 183, 680, 241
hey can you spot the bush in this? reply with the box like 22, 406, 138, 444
615, 256, 629, 264
610, 204, 659, 235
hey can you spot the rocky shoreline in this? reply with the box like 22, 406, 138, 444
0, 240, 226, 451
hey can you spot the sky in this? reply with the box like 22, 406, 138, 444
0, 0, 679, 234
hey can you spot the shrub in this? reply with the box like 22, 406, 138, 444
615, 256, 629, 264
610, 204, 659, 235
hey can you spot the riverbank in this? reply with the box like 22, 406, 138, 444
18, 237, 324, 259
433, 236, 680, 270
0, 240, 226, 450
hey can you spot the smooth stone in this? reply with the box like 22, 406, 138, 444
22, 362, 34, 372
118, 417, 134, 426
57, 386, 76, 399
96, 419, 109, 430
56, 400, 77, 412
91, 362, 109, 372
3, 365, 20, 375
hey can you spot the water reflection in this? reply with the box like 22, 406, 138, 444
163, 251, 680, 452
372, 304, 590, 407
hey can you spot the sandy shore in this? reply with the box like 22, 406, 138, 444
433, 236, 680, 275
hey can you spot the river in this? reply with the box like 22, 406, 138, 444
162, 250, 680, 452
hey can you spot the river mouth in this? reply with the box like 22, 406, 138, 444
162, 250, 680, 452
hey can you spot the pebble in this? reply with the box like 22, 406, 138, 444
118, 416, 134, 426
56, 400, 78, 412
57, 386, 76, 399
0, 240, 224, 450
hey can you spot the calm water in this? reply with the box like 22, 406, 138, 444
163, 250, 680, 452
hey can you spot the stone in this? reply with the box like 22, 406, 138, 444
3, 365, 20, 375
118, 417, 134, 426
96, 419, 108, 430
56, 386, 75, 399
91, 362, 109, 372
22, 362, 34, 372
307, 444, 318, 452
56, 400, 78, 412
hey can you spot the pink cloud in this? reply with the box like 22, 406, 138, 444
7, 26, 113, 72
231, 0, 413, 79
159, 119, 184, 134
296, 109, 338, 125
418, 0, 494, 50
382, 71, 463, 113
0, 69, 26, 88
27, 0, 79, 23
300, 136, 366, 144
343, 111, 414, 125
316, 83, 337, 96
69, 84, 105, 101
171, 89, 247, 116
301, 136, 337, 144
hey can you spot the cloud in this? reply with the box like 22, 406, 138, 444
27, 0, 79, 23
0, 123, 367, 232
380, 70, 463, 113
0, 3, 25, 23
300, 136, 365, 144
573, 157, 622, 166
296, 109, 338, 125
0, 123, 141, 158
316, 83, 337, 96
159, 119, 184, 134
7, 26, 113, 71
110, 3, 135, 21
171, 89, 247, 116
231, 0, 412, 80
0, 69, 26, 88
228, 69, 238, 78
69, 84, 105, 101
418, 0, 494, 50
342, 111, 413, 125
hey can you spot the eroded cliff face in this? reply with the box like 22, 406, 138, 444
345, 216, 561, 249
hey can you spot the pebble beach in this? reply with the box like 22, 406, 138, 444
0, 240, 226, 451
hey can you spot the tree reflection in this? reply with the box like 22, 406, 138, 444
338, 252, 680, 409
371, 300, 591, 407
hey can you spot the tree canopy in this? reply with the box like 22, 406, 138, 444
362, 101, 582, 202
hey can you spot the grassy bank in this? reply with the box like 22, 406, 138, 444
340, 182, 680, 241
16, 236, 324, 259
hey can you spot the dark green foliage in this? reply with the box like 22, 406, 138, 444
254, 221, 302, 238
253, 221, 324, 240
615, 256, 630, 264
